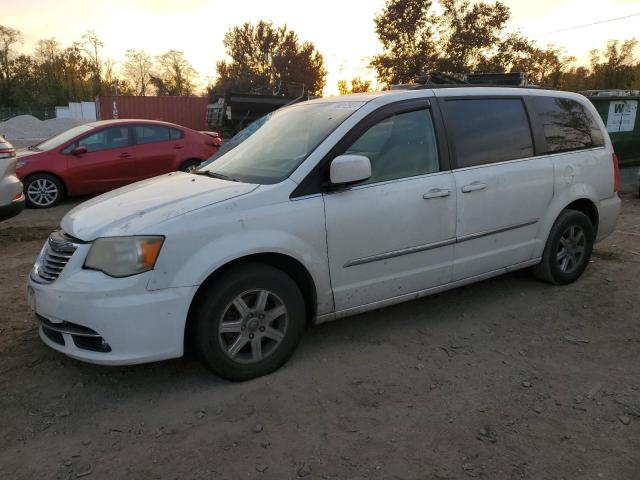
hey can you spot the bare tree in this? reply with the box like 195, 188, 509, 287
0, 25, 22, 83
122, 49, 153, 95
156, 50, 197, 96
82, 30, 104, 95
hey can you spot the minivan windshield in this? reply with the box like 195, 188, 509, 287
33, 124, 95, 151
198, 101, 365, 184
204, 113, 272, 164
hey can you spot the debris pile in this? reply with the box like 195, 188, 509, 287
0, 115, 86, 140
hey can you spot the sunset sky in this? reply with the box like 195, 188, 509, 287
3, 0, 639, 95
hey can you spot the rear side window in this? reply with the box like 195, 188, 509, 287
135, 125, 170, 145
169, 128, 184, 140
530, 97, 604, 153
344, 109, 439, 185
443, 98, 534, 168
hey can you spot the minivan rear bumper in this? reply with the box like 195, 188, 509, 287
596, 195, 621, 242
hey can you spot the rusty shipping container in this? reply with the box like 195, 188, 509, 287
96, 95, 209, 131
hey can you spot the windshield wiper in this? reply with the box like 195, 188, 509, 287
191, 170, 239, 182
27, 145, 42, 151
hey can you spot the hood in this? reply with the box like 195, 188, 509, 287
15, 148, 42, 159
61, 172, 259, 240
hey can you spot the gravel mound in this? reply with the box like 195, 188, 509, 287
0, 115, 87, 140
43, 117, 86, 136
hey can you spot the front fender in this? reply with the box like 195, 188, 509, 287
147, 194, 334, 316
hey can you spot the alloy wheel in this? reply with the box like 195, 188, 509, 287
27, 179, 59, 207
556, 225, 586, 274
217, 289, 288, 364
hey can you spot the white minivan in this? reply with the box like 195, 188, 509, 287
28, 87, 621, 380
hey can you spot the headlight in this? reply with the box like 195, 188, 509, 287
84, 236, 164, 277
15, 159, 26, 168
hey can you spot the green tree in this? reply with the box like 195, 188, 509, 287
337, 76, 372, 95
589, 39, 638, 89
370, 0, 573, 87
214, 21, 327, 96
370, 0, 438, 85
435, 0, 512, 73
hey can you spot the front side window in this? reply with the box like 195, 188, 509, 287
444, 98, 534, 168
136, 125, 171, 145
78, 126, 130, 152
531, 97, 604, 153
344, 109, 439, 185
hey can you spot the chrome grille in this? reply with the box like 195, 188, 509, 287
32, 231, 78, 284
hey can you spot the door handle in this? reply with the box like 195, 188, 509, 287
461, 182, 487, 193
174, 144, 184, 149
120, 152, 132, 158
423, 188, 451, 199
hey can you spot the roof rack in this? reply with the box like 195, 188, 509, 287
416, 71, 467, 85
464, 72, 528, 86
391, 71, 531, 90
579, 89, 640, 97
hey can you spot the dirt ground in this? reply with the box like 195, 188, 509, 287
1, 169, 639, 480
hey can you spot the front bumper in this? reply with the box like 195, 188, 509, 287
0, 194, 25, 222
29, 258, 198, 365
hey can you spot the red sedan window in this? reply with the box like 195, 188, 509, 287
78, 126, 130, 152
136, 125, 171, 145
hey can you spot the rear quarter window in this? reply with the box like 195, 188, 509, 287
169, 128, 184, 140
530, 97, 605, 153
443, 98, 534, 168
135, 125, 171, 144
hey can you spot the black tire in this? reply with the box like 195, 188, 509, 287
179, 159, 202, 173
192, 263, 306, 381
532, 210, 595, 285
24, 173, 64, 208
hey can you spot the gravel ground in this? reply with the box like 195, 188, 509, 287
0, 169, 639, 480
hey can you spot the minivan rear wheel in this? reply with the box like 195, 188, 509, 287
24, 173, 64, 208
192, 263, 306, 381
532, 210, 595, 285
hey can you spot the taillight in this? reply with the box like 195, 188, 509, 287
612, 153, 620, 193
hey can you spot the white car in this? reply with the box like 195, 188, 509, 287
0, 136, 24, 221
28, 87, 621, 380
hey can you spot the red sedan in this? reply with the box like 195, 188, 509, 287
15, 119, 221, 208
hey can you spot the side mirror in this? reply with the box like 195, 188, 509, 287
329, 154, 371, 187
72, 145, 87, 156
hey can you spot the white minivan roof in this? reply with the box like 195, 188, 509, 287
309, 85, 586, 106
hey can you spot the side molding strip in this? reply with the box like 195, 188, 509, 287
344, 218, 539, 268
456, 218, 539, 243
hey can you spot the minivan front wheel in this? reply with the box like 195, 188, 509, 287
192, 263, 306, 381
533, 210, 595, 285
